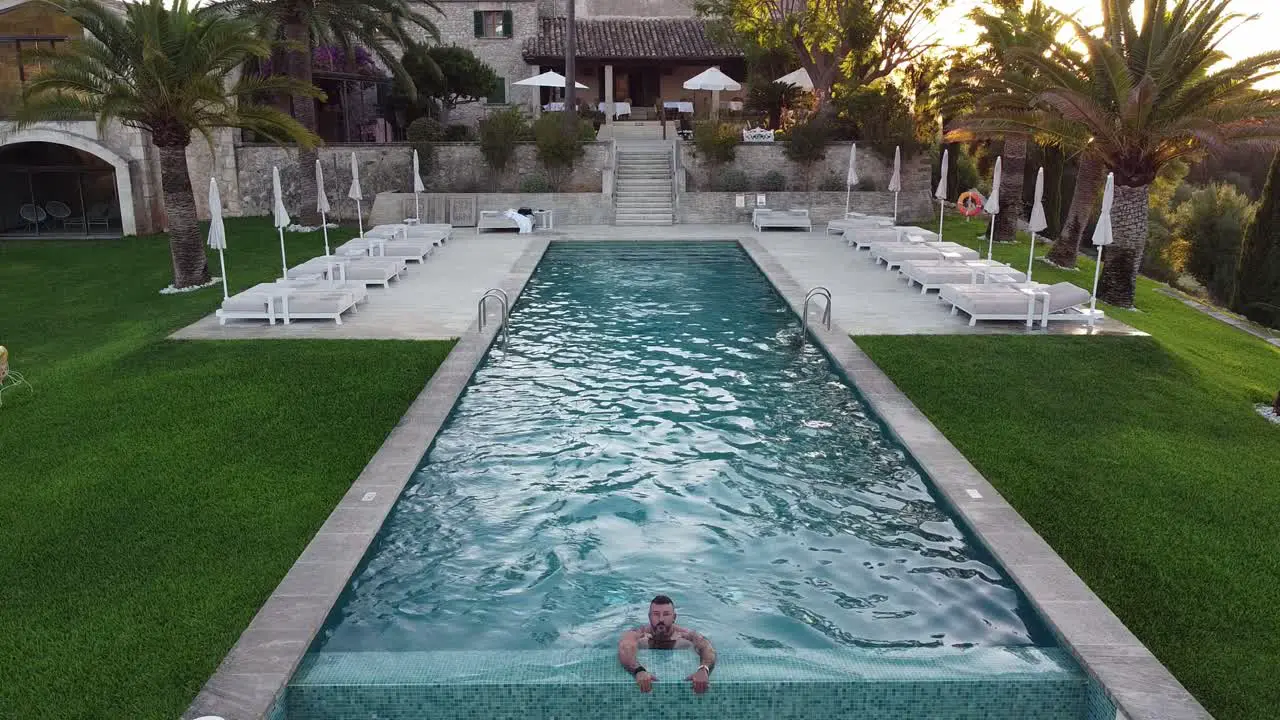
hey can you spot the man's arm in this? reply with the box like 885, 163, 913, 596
688, 630, 716, 671
617, 629, 643, 673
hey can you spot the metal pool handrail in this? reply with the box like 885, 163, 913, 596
478, 288, 509, 349
800, 287, 832, 347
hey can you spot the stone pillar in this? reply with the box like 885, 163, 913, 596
604, 64, 614, 127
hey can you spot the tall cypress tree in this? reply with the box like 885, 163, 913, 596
1233, 152, 1280, 327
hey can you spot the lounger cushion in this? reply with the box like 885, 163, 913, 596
1043, 282, 1092, 312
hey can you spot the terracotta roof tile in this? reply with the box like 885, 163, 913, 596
523, 17, 742, 62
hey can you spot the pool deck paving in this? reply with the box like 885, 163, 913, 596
174, 223, 1138, 341
184, 225, 1200, 720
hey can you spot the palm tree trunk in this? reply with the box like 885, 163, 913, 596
1097, 182, 1149, 308
156, 144, 209, 289
1047, 153, 1104, 268
995, 135, 1027, 243
285, 19, 320, 226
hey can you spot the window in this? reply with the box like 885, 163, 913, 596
473, 10, 512, 39
486, 78, 506, 105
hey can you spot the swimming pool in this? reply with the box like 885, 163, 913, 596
287, 242, 1106, 719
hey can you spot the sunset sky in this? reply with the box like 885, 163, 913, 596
931, 0, 1280, 87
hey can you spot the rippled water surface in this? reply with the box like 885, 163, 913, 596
318, 243, 1048, 653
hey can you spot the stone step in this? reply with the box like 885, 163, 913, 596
616, 196, 672, 206
286, 647, 1092, 720
616, 178, 670, 186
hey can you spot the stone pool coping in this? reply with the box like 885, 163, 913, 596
739, 236, 1211, 720
186, 234, 1210, 720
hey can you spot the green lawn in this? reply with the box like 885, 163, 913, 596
0, 218, 453, 719
858, 215, 1280, 720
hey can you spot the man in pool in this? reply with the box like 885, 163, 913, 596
617, 595, 716, 694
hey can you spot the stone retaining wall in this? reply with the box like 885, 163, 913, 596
678, 191, 934, 225
369, 192, 613, 227
679, 142, 930, 196
233, 142, 609, 217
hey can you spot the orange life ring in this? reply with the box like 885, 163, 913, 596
957, 191, 984, 217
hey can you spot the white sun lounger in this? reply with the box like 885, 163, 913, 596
337, 237, 433, 263
894, 227, 941, 243
900, 259, 1027, 293
288, 256, 404, 288
372, 223, 452, 245
826, 214, 894, 235
753, 208, 812, 232
940, 281, 1093, 327
844, 227, 902, 249
215, 283, 360, 325
872, 243, 980, 269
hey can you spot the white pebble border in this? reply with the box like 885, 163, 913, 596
158, 277, 222, 295
1255, 404, 1280, 425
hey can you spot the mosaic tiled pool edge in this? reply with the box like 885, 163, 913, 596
736, 235, 1204, 720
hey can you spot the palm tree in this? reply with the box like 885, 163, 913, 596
958, 1, 1073, 244
17, 0, 320, 289
1047, 151, 1105, 267
226, 0, 440, 225
1004, 0, 1280, 307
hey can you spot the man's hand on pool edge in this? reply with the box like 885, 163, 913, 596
687, 667, 710, 694
635, 670, 655, 692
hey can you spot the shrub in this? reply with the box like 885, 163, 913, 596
784, 120, 830, 190
1234, 152, 1280, 328
406, 117, 442, 188
745, 80, 801, 129
713, 169, 749, 192
1177, 182, 1257, 303
1143, 161, 1191, 282
443, 123, 474, 141
817, 174, 844, 192
692, 121, 740, 165
478, 107, 527, 176
759, 170, 786, 191
858, 178, 878, 192
519, 175, 553, 193
533, 112, 589, 191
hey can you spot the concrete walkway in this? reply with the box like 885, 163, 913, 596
174, 222, 1138, 340
173, 233, 538, 340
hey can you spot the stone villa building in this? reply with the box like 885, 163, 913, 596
1, 0, 924, 234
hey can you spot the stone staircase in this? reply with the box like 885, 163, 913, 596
614, 143, 674, 226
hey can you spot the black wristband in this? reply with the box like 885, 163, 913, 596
630, 665, 647, 677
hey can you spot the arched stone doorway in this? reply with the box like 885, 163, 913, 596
0, 130, 137, 236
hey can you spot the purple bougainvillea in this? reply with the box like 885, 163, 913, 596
258, 45, 382, 77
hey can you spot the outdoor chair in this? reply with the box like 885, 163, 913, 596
85, 203, 111, 229
45, 201, 72, 229
19, 204, 46, 233
0, 345, 33, 407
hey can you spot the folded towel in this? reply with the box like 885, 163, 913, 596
503, 209, 533, 234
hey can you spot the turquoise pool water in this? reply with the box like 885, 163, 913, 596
316, 242, 1050, 654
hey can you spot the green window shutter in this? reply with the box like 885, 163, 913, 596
502, 11, 513, 38
473, 10, 484, 37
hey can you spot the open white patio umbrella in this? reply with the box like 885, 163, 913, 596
514, 71, 588, 110
412, 149, 425, 222
1027, 166, 1048, 280
348, 152, 364, 238
683, 66, 741, 119
1089, 172, 1115, 327
844, 143, 858, 215
888, 146, 902, 221
513, 70, 588, 89
272, 166, 291, 279
775, 67, 814, 90
935, 148, 949, 240
985, 156, 1002, 260
316, 159, 331, 256
207, 177, 228, 300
